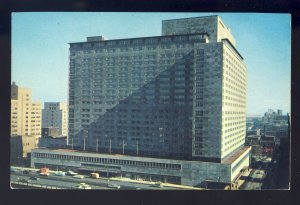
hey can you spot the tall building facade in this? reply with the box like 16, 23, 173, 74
68, 15, 247, 163
11, 82, 42, 149
42, 102, 68, 136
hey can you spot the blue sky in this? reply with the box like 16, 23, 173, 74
12, 12, 291, 116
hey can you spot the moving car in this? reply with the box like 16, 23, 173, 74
19, 178, 31, 183
23, 170, 30, 175
151, 182, 163, 188
55, 171, 66, 176
39, 167, 50, 176
72, 175, 85, 179
10, 168, 17, 173
29, 176, 40, 180
90, 172, 100, 179
75, 183, 91, 189
66, 171, 78, 176
107, 183, 121, 189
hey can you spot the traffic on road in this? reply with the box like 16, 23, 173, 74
10, 166, 182, 190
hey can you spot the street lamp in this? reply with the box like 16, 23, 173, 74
83, 130, 88, 152
96, 138, 99, 153
69, 137, 74, 150
136, 140, 139, 156
122, 140, 127, 154
105, 134, 111, 154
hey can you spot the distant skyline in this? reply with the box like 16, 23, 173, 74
12, 12, 291, 116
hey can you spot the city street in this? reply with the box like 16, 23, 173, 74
240, 169, 265, 190
10, 170, 181, 190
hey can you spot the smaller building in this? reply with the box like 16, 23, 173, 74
31, 146, 251, 186
245, 135, 261, 146
38, 127, 68, 149
42, 102, 68, 136
38, 136, 68, 149
260, 135, 276, 147
10, 135, 36, 165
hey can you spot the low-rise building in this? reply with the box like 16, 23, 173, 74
11, 135, 36, 165
38, 127, 68, 149
38, 136, 68, 149
31, 147, 251, 186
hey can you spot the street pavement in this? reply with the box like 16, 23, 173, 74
10, 170, 180, 190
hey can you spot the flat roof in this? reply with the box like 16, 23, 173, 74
69, 32, 209, 45
222, 146, 251, 164
33, 148, 182, 161
162, 15, 218, 22
222, 38, 244, 60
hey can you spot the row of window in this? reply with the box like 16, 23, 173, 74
71, 34, 205, 49
224, 139, 244, 153
33, 152, 182, 170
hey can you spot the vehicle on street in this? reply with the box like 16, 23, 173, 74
39, 167, 50, 176
10, 168, 17, 173
107, 183, 121, 189
29, 176, 40, 180
40, 172, 50, 176
90, 172, 100, 179
55, 171, 66, 176
72, 175, 85, 179
75, 183, 91, 189
66, 171, 78, 176
23, 170, 30, 174
151, 182, 163, 188
19, 178, 31, 183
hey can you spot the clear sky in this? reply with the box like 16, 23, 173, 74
12, 12, 291, 116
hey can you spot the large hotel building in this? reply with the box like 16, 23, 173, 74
31, 15, 251, 186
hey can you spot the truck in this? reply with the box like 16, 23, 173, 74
39, 167, 50, 176
90, 172, 100, 179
